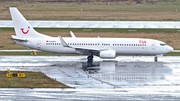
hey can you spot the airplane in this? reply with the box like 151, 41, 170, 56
7, 7, 173, 62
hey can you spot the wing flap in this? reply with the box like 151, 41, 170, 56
74, 47, 100, 54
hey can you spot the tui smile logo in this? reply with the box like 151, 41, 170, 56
21, 26, 30, 34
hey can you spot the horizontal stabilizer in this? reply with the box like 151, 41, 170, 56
6, 37, 27, 42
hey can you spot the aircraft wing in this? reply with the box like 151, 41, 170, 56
74, 47, 100, 54
59, 36, 100, 54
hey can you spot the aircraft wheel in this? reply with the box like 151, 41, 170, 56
154, 57, 158, 62
87, 55, 93, 62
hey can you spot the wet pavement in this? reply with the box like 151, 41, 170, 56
0, 56, 180, 100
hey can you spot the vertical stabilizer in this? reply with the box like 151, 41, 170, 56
9, 7, 43, 38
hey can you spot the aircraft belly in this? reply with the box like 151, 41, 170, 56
116, 47, 148, 55
147, 48, 164, 55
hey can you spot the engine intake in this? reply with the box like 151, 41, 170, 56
99, 50, 116, 59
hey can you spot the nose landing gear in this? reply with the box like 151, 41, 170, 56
154, 56, 158, 62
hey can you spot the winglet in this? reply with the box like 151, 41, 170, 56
70, 31, 76, 38
59, 36, 69, 47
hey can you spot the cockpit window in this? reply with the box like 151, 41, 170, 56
160, 43, 167, 46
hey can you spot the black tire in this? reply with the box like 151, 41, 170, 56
87, 55, 93, 62
154, 57, 157, 62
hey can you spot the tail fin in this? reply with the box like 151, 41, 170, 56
9, 7, 44, 38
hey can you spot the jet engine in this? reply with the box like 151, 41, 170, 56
99, 50, 116, 59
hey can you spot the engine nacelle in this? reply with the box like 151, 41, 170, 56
99, 50, 116, 59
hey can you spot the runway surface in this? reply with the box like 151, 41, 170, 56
0, 56, 180, 100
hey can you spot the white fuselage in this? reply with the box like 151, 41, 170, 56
15, 36, 173, 56
9, 7, 173, 58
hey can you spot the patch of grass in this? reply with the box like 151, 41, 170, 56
0, 7, 9, 13
1, 1, 180, 21
0, 71, 70, 88
164, 52, 180, 56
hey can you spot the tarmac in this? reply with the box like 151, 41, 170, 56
0, 56, 180, 100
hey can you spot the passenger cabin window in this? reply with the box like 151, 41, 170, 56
109, 43, 146, 47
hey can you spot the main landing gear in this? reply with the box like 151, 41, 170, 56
154, 56, 158, 62
87, 55, 93, 62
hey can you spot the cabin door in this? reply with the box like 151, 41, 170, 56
151, 42, 156, 50
37, 40, 41, 49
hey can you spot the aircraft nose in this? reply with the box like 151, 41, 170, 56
167, 46, 173, 52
